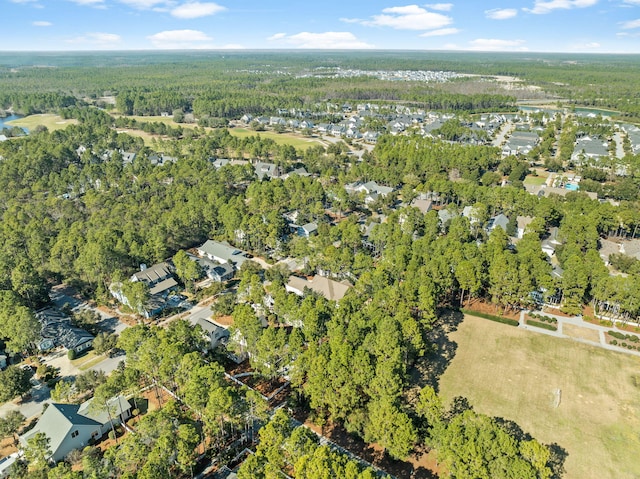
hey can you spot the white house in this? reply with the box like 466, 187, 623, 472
20, 397, 131, 462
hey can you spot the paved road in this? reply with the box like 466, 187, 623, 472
492, 121, 514, 148
49, 285, 129, 335
518, 309, 640, 357
0, 379, 51, 420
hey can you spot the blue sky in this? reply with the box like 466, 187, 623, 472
4, 0, 640, 52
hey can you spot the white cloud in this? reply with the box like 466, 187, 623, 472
118, 0, 167, 9
424, 3, 453, 11
32, 20, 52, 26
69, 0, 105, 6
66, 32, 122, 47
170, 2, 225, 19
267, 33, 287, 41
468, 38, 527, 51
147, 29, 214, 48
10, 0, 38, 3
485, 8, 518, 19
524, 0, 598, 14
584, 42, 601, 47
622, 0, 640, 4
419, 27, 459, 36
267, 31, 374, 49
620, 18, 640, 28
352, 4, 453, 31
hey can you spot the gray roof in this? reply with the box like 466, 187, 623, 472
36, 308, 94, 351
131, 262, 173, 284
148, 277, 178, 296
20, 403, 102, 459
77, 396, 131, 425
197, 240, 248, 266
438, 209, 456, 224
488, 213, 509, 232
254, 161, 278, 180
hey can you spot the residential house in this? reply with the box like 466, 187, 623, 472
20, 397, 131, 462
130, 262, 178, 298
211, 158, 230, 169
409, 197, 433, 214
296, 222, 318, 238
254, 161, 279, 181
571, 136, 609, 164
516, 216, 534, 239
363, 131, 380, 143
121, 151, 136, 165
541, 227, 561, 258
487, 213, 510, 233
209, 263, 235, 282
149, 154, 177, 166
285, 275, 352, 302
345, 181, 394, 201
438, 209, 457, 231
36, 308, 94, 354
197, 240, 250, 268
240, 114, 253, 124
110, 262, 178, 318
462, 205, 482, 225
192, 317, 230, 350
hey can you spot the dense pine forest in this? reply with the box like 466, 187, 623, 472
1, 51, 639, 479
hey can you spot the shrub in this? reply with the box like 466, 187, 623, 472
68, 349, 76, 360
461, 309, 519, 326
526, 319, 557, 331
611, 339, 618, 345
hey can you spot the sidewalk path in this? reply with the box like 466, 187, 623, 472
518, 309, 640, 357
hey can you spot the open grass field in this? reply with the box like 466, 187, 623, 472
227, 128, 324, 150
7, 114, 78, 131
524, 175, 548, 186
438, 314, 640, 479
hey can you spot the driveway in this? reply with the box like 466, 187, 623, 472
49, 285, 129, 335
0, 379, 51, 420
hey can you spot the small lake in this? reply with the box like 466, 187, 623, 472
0, 114, 28, 134
519, 106, 616, 118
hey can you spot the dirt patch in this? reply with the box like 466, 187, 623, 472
542, 306, 573, 317
464, 298, 520, 320
214, 315, 234, 327
0, 436, 18, 458
299, 416, 438, 479
563, 324, 601, 342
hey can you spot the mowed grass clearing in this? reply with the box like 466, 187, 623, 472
7, 114, 78, 131
228, 128, 324, 150
438, 314, 640, 479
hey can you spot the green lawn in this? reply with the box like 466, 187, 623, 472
438, 314, 640, 479
228, 128, 324, 150
523, 175, 548, 186
7, 114, 78, 131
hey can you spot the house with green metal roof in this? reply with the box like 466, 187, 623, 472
19, 396, 131, 462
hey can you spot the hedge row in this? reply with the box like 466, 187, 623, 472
526, 319, 558, 331
608, 330, 640, 342
528, 313, 558, 324
461, 309, 520, 327
610, 339, 640, 351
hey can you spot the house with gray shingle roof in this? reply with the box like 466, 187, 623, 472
36, 308, 94, 354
